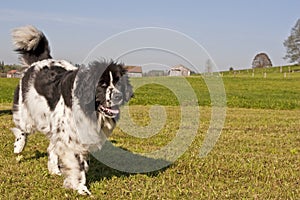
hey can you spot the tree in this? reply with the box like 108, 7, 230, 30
0, 61, 4, 72
283, 19, 300, 64
252, 53, 272, 68
205, 59, 213, 74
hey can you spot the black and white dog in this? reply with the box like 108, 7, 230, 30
11, 25, 133, 195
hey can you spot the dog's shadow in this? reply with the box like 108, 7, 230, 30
86, 141, 171, 184
18, 140, 171, 184
27, 150, 48, 160
0, 109, 12, 116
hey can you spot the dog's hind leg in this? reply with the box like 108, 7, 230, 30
11, 127, 27, 154
11, 84, 29, 154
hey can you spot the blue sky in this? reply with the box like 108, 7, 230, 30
0, 0, 299, 71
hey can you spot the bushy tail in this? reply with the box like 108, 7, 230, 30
12, 25, 52, 66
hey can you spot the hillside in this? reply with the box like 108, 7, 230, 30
221, 65, 300, 78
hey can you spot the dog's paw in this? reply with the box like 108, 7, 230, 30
11, 128, 26, 154
13, 136, 26, 153
77, 185, 91, 195
48, 167, 62, 176
63, 180, 91, 195
48, 161, 62, 176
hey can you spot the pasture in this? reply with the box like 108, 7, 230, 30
0, 69, 299, 199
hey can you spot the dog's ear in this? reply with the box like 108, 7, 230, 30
74, 61, 107, 113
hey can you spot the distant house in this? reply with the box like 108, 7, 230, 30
168, 65, 191, 76
125, 66, 143, 77
7, 70, 22, 78
147, 70, 165, 77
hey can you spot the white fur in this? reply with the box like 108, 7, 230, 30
12, 25, 43, 51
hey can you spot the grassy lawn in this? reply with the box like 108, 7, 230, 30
0, 107, 299, 199
0, 78, 19, 104
223, 77, 300, 109
0, 74, 299, 199
2, 75, 300, 110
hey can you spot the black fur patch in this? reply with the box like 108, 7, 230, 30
61, 70, 77, 108
34, 66, 66, 110
33, 66, 78, 110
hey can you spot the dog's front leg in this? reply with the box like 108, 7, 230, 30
60, 149, 91, 195
47, 141, 61, 175
76, 153, 90, 195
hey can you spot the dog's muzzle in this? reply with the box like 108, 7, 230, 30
98, 105, 119, 118
98, 92, 123, 118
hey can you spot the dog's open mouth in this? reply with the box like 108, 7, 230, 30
98, 105, 119, 118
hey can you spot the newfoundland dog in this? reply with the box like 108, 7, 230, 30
11, 25, 133, 195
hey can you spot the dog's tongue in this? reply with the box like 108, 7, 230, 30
108, 107, 119, 114
100, 105, 119, 115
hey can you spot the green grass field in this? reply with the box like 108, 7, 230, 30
0, 70, 299, 199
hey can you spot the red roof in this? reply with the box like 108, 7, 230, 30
125, 66, 142, 73
7, 70, 18, 74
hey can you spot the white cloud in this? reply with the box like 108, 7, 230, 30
0, 9, 126, 28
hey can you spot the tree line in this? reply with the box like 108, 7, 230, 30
0, 61, 22, 73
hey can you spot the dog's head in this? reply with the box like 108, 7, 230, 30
75, 61, 133, 121
95, 62, 133, 119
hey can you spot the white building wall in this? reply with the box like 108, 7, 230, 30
128, 72, 142, 77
